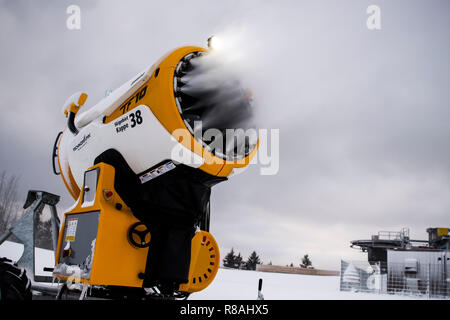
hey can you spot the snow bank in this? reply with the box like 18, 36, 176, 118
0, 241, 419, 299
191, 268, 417, 300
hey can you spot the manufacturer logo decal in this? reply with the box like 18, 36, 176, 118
72, 133, 91, 152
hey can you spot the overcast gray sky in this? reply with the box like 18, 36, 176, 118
0, 0, 449, 269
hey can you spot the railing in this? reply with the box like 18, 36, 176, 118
340, 260, 450, 299
376, 228, 409, 241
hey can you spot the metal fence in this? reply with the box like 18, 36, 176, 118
376, 227, 410, 241
340, 260, 450, 299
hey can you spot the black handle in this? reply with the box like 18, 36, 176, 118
128, 222, 151, 248
68, 112, 79, 135
52, 131, 63, 175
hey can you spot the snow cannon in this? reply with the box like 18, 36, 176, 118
51, 45, 258, 299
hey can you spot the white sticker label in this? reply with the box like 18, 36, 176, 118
139, 161, 176, 184
65, 218, 78, 242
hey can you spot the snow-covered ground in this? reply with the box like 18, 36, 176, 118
0, 241, 421, 300
191, 268, 420, 300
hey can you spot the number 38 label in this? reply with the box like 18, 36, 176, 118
113, 109, 144, 134
130, 110, 143, 128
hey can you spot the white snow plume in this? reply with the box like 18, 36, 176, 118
181, 21, 294, 131
175, 30, 264, 159
177, 38, 256, 133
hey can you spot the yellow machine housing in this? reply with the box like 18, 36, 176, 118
52, 44, 257, 297
53, 163, 220, 292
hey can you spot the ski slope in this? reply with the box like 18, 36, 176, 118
0, 241, 418, 300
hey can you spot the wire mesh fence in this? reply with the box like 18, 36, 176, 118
340, 260, 450, 299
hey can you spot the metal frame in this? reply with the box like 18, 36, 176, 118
0, 190, 60, 283
340, 256, 450, 299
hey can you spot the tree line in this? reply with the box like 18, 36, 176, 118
0, 171, 20, 233
222, 248, 262, 270
223, 247, 314, 270
287, 254, 313, 269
